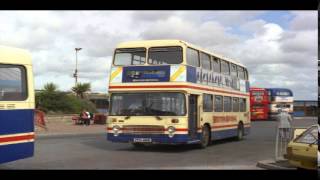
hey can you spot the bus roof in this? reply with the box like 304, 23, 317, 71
0, 46, 32, 65
116, 39, 245, 68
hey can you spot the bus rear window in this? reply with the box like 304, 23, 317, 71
0, 64, 27, 101
148, 46, 182, 65
114, 48, 146, 65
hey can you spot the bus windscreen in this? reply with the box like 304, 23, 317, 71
110, 92, 186, 116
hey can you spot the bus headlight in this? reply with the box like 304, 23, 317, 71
113, 125, 120, 136
168, 126, 175, 138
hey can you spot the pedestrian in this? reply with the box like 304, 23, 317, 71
275, 108, 293, 161
34, 106, 48, 131
277, 108, 293, 140
80, 109, 91, 126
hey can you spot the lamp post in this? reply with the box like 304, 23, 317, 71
73, 48, 82, 86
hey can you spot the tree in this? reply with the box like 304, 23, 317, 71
43, 83, 58, 93
71, 83, 91, 99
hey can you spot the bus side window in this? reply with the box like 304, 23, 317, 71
237, 66, 245, 80
230, 63, 237, 77
203, 94, 213, 112
0, 65, 27, 101
221, 60, 230, 75
200, 52, 211, 70
244, 69, 249, 80
214, 95, 223, 112
240, 98, 247, 112
223, 96, 232, 112
232, 97, 239, 112
186, 48, 199, 67
212, 57, 221, 73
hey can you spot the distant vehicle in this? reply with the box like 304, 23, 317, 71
106, 39, 251, 148
0, 46, 35, 164
266, 88, 293, 120
249, 87, 269, 121
284, 125, 318, 170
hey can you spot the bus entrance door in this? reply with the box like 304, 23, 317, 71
188, 95, 198, 139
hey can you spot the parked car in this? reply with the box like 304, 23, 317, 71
284, 124, 318, 170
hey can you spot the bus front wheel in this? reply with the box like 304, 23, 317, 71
198, 125, 210, 149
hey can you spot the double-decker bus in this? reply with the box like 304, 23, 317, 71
266, 88, 293, 120
107, 40, 250, 148
0, 46, 35, 164
249, 87, 269, 120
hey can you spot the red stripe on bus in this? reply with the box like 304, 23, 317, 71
212, 123, 250, 129
0, 134, 34, 143
106, 127, 188, 132
109, 85, 249, 97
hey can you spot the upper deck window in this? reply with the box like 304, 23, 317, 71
186, 48, 199, 67
212, 57, 221, 73
276, 91, 291, 96
230, 63, 237, 77
237, 66, 245, 80
221, 60, 230, 75
148, 46, 182, 65
114, 48, 146, 66
0, 64, 27, 101
200, 52, 211, 70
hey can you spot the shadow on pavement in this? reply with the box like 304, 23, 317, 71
82, 135, 240, 153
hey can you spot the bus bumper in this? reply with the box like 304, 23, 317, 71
106, 133, 201, 144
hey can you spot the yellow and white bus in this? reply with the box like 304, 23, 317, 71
0, 46, 35, 163
107, 40, 250, 148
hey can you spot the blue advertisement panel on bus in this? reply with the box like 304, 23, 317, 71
111, 65, 249, 93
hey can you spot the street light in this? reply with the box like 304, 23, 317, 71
74, 48, 82, 86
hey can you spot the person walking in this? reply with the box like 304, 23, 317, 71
275, 108, 293, 161
34, 106, 48, 131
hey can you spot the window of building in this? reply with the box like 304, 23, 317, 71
203, 94, 213, 112
186, 48, 199, 67
214, 95, 223, 112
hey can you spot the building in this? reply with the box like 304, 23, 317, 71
293, 100, 318, 117
87, 93, 109, 114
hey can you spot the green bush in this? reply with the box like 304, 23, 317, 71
36, 91, 96, 114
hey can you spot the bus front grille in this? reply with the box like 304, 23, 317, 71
122, 125, 165, 134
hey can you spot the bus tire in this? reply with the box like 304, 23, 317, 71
198, 125, 210, 149
236, 123, 244, 141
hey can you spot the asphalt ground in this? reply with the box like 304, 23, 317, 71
0, 117, 317, 169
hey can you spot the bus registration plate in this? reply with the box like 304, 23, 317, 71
133, 138, 152, 142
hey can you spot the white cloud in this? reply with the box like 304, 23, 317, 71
0, 11, 317, 100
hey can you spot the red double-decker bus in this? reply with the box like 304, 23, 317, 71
250, 87, 269, 120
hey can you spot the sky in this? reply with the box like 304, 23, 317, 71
0, 11, 317, 100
